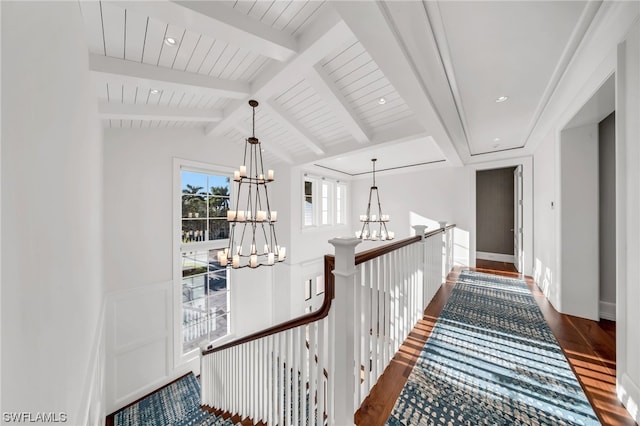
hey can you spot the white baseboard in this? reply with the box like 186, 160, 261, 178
599, 301, 616, 321
621, 373, 640, 423
476, 251, 515, 263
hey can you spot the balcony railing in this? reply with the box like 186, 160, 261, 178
200, 225, 456, 425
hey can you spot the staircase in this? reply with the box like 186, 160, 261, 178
200, 225, 457, 425
174, 410, 238, 426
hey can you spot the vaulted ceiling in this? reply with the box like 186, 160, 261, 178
83, 1, 600, 174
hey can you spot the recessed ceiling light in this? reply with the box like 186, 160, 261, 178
495, 96, 509, 103
493, 137, 501, 143
164, 37, 177, 47
150, 89, 160, 95
378, 97, 386, 105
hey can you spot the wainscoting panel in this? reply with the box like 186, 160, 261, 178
114, 339, 168, 400
114, 287, 169, 351
106, 280, 174, 414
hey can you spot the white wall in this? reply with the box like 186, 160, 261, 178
351, 166, 472, 241
348, 160, 536, 276
533, 132, 560, 308
350, 165, 474, 264
559, 124, 599, 321
530, 2, 640, 421
103, 128, 278, 412
617, 18, 640, 423
277, 166, 351, 319
1, 2, 105, 424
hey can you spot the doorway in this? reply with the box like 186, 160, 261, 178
475, 167, 522, 271
559, 74, 615, 322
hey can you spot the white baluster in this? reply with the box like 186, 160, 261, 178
371, 257, 379, 383
316, 318, 325, 426
363, 260, 371, 398
285, 328, 292, 425
300, 325, 308, 425
268, 335, 273, 426
277, 332, 284, 426
383, 253, 391, 367
327, 308, 335, 425
309, 322, 317, 425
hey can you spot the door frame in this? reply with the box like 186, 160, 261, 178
467, 156, 533, 276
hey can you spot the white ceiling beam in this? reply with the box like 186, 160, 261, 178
90, 54, 249, 99
112, 1, 297, 62
306, 64, 371, 144
262, 101, 325, 156
206, 5, 353, 140
332, 2, 463, 166
98, 102, 222, 122
232, 124, 294, 165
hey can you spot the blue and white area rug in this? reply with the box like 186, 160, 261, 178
114, 373, 235, 426
386, 270, 600, 426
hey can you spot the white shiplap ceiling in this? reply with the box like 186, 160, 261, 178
81, 0, 600, 171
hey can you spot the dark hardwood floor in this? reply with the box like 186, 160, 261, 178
356, 260, 635, 426
107, 260, 634, 426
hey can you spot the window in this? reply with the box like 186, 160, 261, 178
321, 181, 331, 225
302, 174, 347, 228
336, 183, 346, 225
181, 171, 230, 242
304, 179, 314, 226
179, 169, 231, 354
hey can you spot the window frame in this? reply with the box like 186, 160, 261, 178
173, 158, 236, 367
336, 182, 347, 225
301, 173, 348, 231
303, 176, 317, 228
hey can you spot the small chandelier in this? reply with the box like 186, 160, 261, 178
217, 100, 286, 269
356, 158, 394, 241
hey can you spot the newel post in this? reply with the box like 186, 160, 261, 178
329, 237, 361, 426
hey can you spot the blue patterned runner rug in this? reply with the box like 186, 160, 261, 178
114, 373, 236, 426
386, 270, 600, 425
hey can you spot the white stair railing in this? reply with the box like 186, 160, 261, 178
201, 313, 333, 425
351, 225, 454, 408
200, 225, 456, 425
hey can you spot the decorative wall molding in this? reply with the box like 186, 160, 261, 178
621, 373, 640, 423
106, 280, 179, 414
476, 251, 516, 264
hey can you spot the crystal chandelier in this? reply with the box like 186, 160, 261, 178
217, 100, 286, 269
356, 158, 394, 241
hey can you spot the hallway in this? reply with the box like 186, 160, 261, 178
356, 261, 634, 425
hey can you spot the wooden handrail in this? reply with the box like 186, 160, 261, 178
202, 254, 336, 355
353, 224, 455, 265
202, 225, 455, 356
